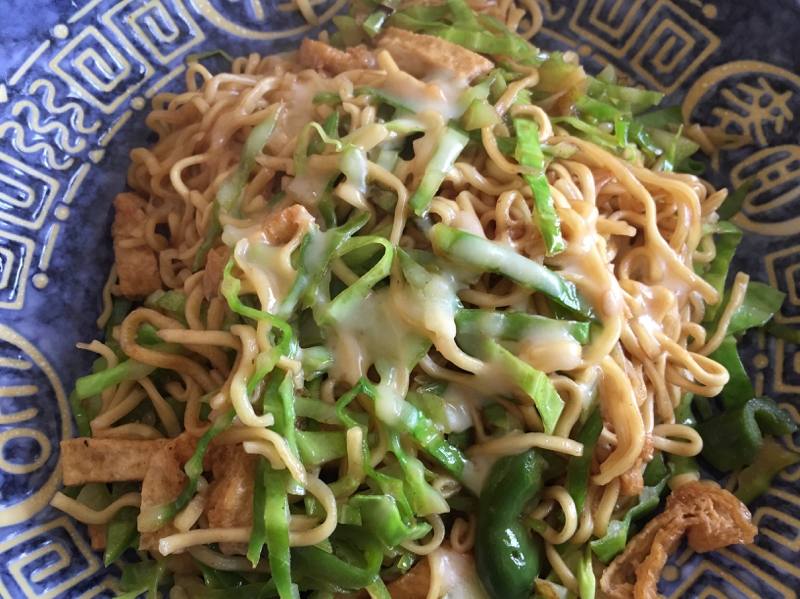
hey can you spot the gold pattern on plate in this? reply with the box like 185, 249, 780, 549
0, 325, 71, 527
192, 0, 348, 40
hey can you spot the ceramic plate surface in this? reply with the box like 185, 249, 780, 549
0, 1, 799, 597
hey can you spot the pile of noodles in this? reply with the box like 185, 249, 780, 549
51, 2, 767, 598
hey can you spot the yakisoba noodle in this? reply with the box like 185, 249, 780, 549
52, 1, 796, 598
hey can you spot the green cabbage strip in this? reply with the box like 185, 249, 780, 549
318, 235, 394, 326
265, 467, 297, 599
369, 381, 469, 479
455, 309, 590, 345
221, 259, 298, 394
409, 125, 470, 217
247, 457, 270, 566
334, 380, 417, 528
388, 428, 451, 515
296, 430, 348, 468
587, 76, 664, 107
337, 379, 464, 521
700, 221, 743, 322
292, 525, 384, 592
634, 105, 683, 129
513, 116, 564, 255
297, 212, 370, 310
590, 458, 670, 563
456, 334, 564, 435
578, 545, 596, 599
194, 104, 283, 270
430, 224, 595, 318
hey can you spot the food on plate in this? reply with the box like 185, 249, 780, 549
52, 1, 798, 598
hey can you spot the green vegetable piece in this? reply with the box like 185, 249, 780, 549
104, 502, 139, 566
409, 126, 470, 217
717, 175, 756, 221
514, 117, 564, 255
578, 545, 596, 599
265, 467, 298, 599
708, 336, 754, 410
75, 359, 156, 400
348, 494, 429, 547
292, 526, 382, 591
117, 557, 173, 599
312, 91, 342, 106
333, 16, 364, 46
735, 437, 800, 505
363, 379, 469, 480
587, 77, 664, 107
455, 309, 590, 345
565, 407, 602, 514
69, 390, 95, 438
697, 396, 798, 472
354, 87, 415, 112
296, 430, 348, 468
460, 98, 501, 130
648, 127, 700, 171
475, 449, 547, 599
590, 474, 669, 563
701, 221, 743, 322
318, 235, 394, 326
155, 290, 187, 319
764, 319, 800, 344
431, 224, 594, 318
457, 335, 564, 435
248, 457, 270, 567
726, 282, 786, 336
185, 49, 234, 64
634, 105, 683, 129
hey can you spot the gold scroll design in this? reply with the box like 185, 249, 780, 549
726, 145, 800, 238
192, 0, 349, 40
0, 150, 60, 231
49, 25, 154, 114
666, 557, 790, 599
765, 244, 800, 327
682, 61, 800, 236
568, 0, 718, 94
0, 325, 70, 527
0, 230, 34, 310
103, 0, 204, 66
0, 518, 107, 599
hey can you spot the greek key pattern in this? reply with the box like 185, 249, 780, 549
0, 1, 799, 598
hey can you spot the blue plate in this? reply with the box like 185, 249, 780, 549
0, 1, 798, 597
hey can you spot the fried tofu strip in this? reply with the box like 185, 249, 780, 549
112, 193, 162, 300
600, 481, 757, 599
60, 438, 170, 485
138, 432, 198, 553
298, 38, 376, 76
205, 444, 259, 555
376, 28, 493, 82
